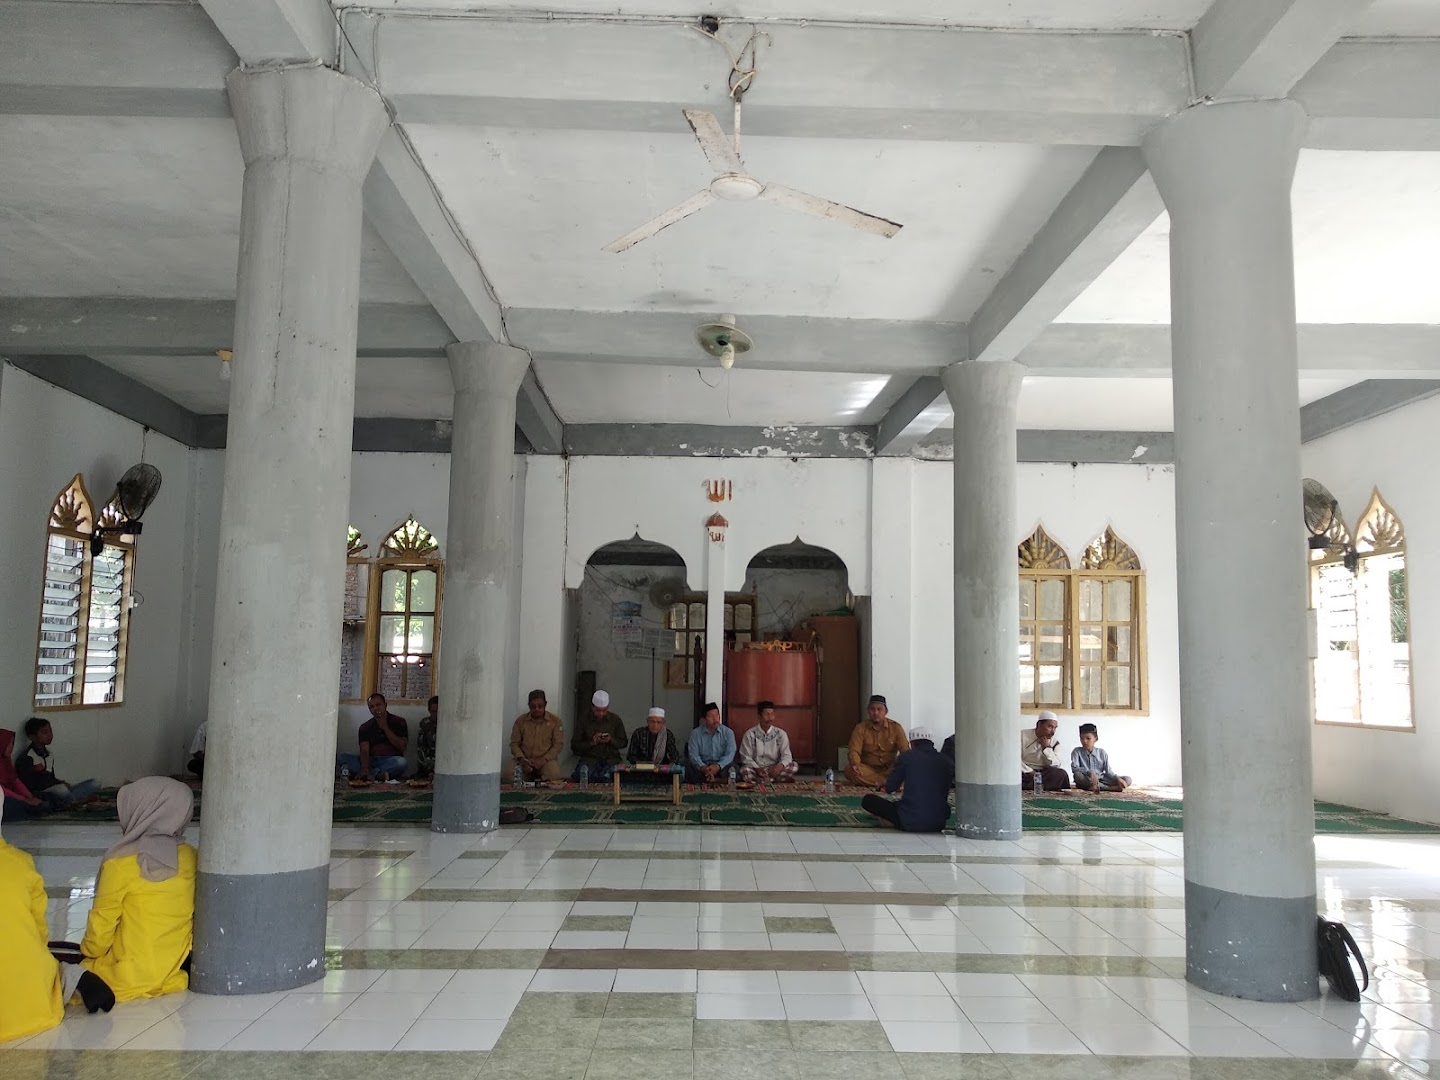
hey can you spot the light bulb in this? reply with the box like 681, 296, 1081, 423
719, 344, 735, 369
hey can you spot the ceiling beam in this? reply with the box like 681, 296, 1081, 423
873, 376, 946, 458
3, 4, 1439, 151
1192, 0, 1369, 101
563, 424, 877, 459
1300, 379, 1440, 442
0, 298, 451, 357
196, 0, 335, 67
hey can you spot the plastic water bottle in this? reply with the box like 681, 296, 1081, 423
728, 766, 737, 791
513, 764, 523, 789
579, 764, 589, 790
1031, 771, 1041, 794
824, 768, 835, 794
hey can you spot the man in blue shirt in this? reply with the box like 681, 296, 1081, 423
686, 702, 736, 784
860, 728, 954, 833
1071, 723, 1131, 792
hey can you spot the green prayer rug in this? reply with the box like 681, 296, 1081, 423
37, 781, 1440, 833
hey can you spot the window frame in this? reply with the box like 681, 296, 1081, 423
663, 592, 756, 689
32, 475, 135, 711
356, 516, 444, 707
1310, 489, 1415, 733
1017, 525, 1149, 717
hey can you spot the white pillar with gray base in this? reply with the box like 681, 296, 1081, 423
1144, 98, 1318, 1002
431, 341, 531, 832
941, 360, 1025, 841
193, 66, 388, 994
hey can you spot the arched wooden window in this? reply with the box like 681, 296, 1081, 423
1311, 490, 1411, 729
1017, 524, 1147, 714
33, 475, 134, 708
373, 516, 443, 704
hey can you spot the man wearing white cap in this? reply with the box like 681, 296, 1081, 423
570, 690, 627, 782
1020, 710, 1071, 791
626, 706, 678, 766
859, 728, 953, 832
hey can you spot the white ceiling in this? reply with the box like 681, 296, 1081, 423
327, 0, 1440, 36
0, 115, 427, 304
1058, 150, 1440, 325
407, 125, 1096, 320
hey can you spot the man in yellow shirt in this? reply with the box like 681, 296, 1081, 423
0, 833, 63, 1042
845, 694, 911, 788
508, 689, 565, 782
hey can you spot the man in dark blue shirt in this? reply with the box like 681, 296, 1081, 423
860, 728, 954, 833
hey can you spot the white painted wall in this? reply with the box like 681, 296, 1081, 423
1303, 395, 1440, 823
0, 364, 203, 786
904, 459, 1182, 785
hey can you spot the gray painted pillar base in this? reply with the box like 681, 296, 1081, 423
431, 342, 532, 834
942, 360, 1025, 842
953, 782, 1022, 841
192, 867, 328, 994
1145, 100, 1318, 1001
1186, 881, 1318, 1001
431, 772, 501, 833
193, 65, 388, 994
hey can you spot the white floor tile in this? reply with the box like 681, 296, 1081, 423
306, 1015, 415, 1051
528, 968, 617, 992
393, 1018, 507, 1051
612, 968, 699, 992
858, 971, 951, 997
122, 1017, 253, 1050
337, 991, 437, 1022
883, 1019, 989, 1053
695, 993, 787, 1020
777, 971, 865, 995
976, 1022, 1091, 1055
956, 996, 1057, 1024
697, 970, 780, 994
869, 995, 965, 1023
422, 990, 525, 1020
1076, 1022, 1190, 1056
369, 969, 458, 993
782, 994, 877, 1021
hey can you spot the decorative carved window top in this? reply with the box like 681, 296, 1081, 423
1018, 525, 1070, 570
381, 515, 439, 560
97, 496, 135, 543
1315, 511, 1353, 558
1082, 526, 1142, 571
1355, 490, 1404, 554
49, 474, 95, 535
347, 525, 368, 557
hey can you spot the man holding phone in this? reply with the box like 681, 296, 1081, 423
570, 690, 627, 782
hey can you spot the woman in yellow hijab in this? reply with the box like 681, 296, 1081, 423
77, 776, 197, 1010
0, 823, 64, 1042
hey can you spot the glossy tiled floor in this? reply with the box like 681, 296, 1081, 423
6, 821, 1440, 1079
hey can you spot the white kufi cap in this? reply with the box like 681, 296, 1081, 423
592, 690, 610, 708
648, 706, 665, 718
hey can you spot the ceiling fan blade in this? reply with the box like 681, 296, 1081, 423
684, 109, 743, 174
603, 189, 717, 253
758, 183, 902, 238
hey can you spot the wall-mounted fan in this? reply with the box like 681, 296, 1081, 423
649, 578, 686, 609
92, 463, 162, 556
1303, 477, 1357, 572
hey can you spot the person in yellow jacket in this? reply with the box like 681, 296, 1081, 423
77, 776, 196, 1009
0, 829, 64, 1042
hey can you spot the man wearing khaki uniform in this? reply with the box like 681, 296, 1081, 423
508, 689, 565, 782
845, 694, 910, 788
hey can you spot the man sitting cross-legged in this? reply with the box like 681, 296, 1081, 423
685, 702, 736, 784
336, 693, 408, 782
509, 689, 564, 782
738, 700, 798, 783
1020, 710, 1070, 791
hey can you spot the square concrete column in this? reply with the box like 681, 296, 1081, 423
431, 341, 531, 832
941, 360, 1025, 841
1144, 99, 1318, 1001
193, 66, 388, 994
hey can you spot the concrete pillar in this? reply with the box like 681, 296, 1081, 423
941, 360, 1025, 841
432, 341, 531, 832
1143, 99, 1317, 1002
193, 66, 387, 994
704, 520, 727, 710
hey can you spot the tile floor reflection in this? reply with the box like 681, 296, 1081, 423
4, 822, 1440, 1079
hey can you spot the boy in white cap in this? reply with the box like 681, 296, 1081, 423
570, 690, 626, 781
626, 706, 678, 766
859, 727, 953, 832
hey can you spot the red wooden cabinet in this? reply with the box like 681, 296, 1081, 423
725, 649, 819, 765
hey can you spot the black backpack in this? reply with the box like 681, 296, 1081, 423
1317, 917, 1368, 1001
498, 806, 535, 825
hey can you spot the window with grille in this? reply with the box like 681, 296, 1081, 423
33, 475, 134, 709
1017, 525, 1146, 714
371, 516, 443, 705
664, 594, 755, 688
1311, 490, 1411, 729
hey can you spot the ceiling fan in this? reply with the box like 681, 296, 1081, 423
604, 107, 903, 253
